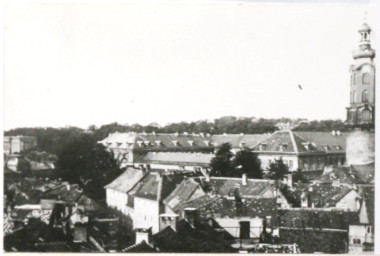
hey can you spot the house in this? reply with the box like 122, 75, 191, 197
4, 135, 37, 155
104, 167, 145, 216
133, 152, 214, 172
348, 186, 374, 253
128, 171, 185, 233
98, 132, 214, 167
251, 130, 347, 172
278, 208, 359, 253
320, 165, 366, 185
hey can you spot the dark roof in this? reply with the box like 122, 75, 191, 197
278, 208, 359, 230
130, 172, 184, 201
252, 130, 346, 154
104, 167, 144, 192
198, 177, 275, 198
134, 152, 214, 166
163, 178, 206, 212
123, 240, 157, 252
178, 196, 278, 220
99, 132, 214, 150
358, 185, 374, 225
351, 163, 375, 183
43, 184, 83, 202
212, 134, 269, 149
151, 219, 235, 252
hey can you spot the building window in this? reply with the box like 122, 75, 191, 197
352, 91, 357, 103
353, 238, 361, 244
362, 90, 369, 103
289, 160, 293, 168
363, 73, 370, 84
353, 73, 356, 85
367, 226, 372, 234
362, 109, 371, 121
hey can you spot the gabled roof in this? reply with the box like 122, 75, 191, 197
104, 167, 145, 193
212, 134, 269, 149
123, 240, 157, 252
134, 152, 214, 166
295, 131, 347, 152
163, 178, 206, 212
130, 172, 184, 201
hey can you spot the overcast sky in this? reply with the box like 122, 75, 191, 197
3, 2, 376, 130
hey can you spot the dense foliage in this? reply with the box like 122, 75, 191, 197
265, 158, 289, 180
210, 143, 233, 177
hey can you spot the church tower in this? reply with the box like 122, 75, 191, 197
346, 23, 375, 128
345, 22, 375, 174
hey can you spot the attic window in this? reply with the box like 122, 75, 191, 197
335, 146, 342, 150
155, 140, 162, 146
302, 142, 311, 150
280, 143, 288, 151
137, 141, 143, 147
259, 144, 267, 151
172, 141, 179, 146
323, 146, 329, 151
188, 141, 194, 146
204, 140, 210, 146
144, 141, 150, 146
239, 142, 246, 148
116, 142, 122, 147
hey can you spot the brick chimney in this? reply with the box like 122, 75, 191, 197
184, 208, 197, 228
135, 228, 152, 244
159, 214, 178, 232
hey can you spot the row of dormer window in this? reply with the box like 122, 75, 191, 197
107, 140, 211, 147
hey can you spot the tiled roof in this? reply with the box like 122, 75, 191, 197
198, 177, 275, 198
130, 172, 184, 201
43, 184, 83, 203
252, 130, 346, 154
212, 134, 269, 149
99, 132, 214, 149
284, 183, 354, 208
320, 165, 364, 184
134, 152, 214, 166
104, 167, 145, 193
163, 178, 206, 212
278, 208, 359, 230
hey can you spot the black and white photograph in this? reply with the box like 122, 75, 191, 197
2, 0, 377, 253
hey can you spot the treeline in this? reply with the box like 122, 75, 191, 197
5, 116, 348, 152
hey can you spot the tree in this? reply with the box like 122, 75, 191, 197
232, 149, 262, 179
17, 157, 31, 177
56, 133, 122, 199
210, 143, 233, 177
266, 158, 289, 180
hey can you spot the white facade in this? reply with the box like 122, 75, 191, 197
133, 197, 161, 234
335, 190, 361, 211
348, 224, 374, 254
106, 188, 134, 217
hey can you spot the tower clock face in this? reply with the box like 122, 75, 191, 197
362, 65, 371, 73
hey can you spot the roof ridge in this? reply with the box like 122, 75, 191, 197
288, 130, 299, 154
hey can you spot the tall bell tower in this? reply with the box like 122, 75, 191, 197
346, 23, 375, 129
345, 22, 375, 174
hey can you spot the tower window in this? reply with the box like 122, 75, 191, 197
363, 73, 370, 84
353, 73, 356, 85
352, 91, 357, 103
362, 90, 369, 103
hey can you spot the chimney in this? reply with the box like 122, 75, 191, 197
184, 208, 197, 228
159, 214, 178, 232
135, 228, 151, 244
242, 173, 247, 186
66, 184, 71, 191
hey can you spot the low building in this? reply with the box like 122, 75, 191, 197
251, 130, 347, 172
4, 136, 37, 155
